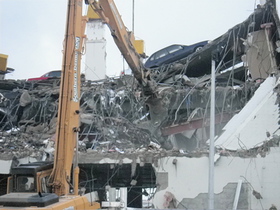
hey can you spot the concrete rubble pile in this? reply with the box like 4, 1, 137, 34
0, 78, 152, 159
0, 0, 279, 164
0, 72, 261, 161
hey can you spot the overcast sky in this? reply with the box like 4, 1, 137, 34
0, 0, 276, 79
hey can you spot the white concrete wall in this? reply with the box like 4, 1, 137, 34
215, 76, 280, 150
152, 147, 280, 209
0, 160, 13, 174
0, 157, 38, 174
84, 20, 106, 81
246, 30, 274, 80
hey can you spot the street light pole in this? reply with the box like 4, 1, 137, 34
208, 56, 216, 210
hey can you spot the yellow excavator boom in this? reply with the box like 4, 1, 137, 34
48, 0, 87, 196
0, 1, 100, 209
86, 0, 156, 94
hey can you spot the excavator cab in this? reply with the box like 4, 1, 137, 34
7, 161, 53, 193
0, 161, 59, 207
0, 0, 101, 209
11, 175, 35, 192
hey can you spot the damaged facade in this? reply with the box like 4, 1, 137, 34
1, 0, 280, 209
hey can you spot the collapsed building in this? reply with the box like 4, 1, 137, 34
0, 0, 280, 209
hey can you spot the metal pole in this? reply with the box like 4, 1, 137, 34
232, 179, 243, 210
132, 0, 135, 32
120, 188, 127, 210
208, 59, 216, 210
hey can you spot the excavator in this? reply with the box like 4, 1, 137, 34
85, 0, 156, 95
85, 0, 165, 127
0, 54, 14, 80
0, 0, 101, 209
0, 54, 8, 80
0, 0, 157, 209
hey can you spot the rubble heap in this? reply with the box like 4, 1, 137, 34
0, 75, 260, 161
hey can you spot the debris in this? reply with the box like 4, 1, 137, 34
163, 191, 176, 209
0, 0, 279, 164
269, 204, 278, 210
252, 190, 263, 199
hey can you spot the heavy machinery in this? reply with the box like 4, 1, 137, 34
85, 0, 167, 128
0, 0, 159, 208
85, 0, 156, 95
0, 0, 100, 209
0, 54, 8, 80
0, 54, 14, 80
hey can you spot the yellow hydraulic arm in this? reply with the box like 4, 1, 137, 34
86, 0, 156, 94
48, 0, 87, 196
0, 0, 101, 209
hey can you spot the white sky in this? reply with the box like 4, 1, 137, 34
0, 0, 277, 79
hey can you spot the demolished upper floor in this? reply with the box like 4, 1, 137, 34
0, 0, 279, 163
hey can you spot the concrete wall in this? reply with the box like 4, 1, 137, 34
85, 20, 106, 81
246, 29, 277, 80
0, 160, 13, 174
152, 147, 280, 210
215, 76, 280, 150
0, 157, 38, 174
178, 183, 249, 210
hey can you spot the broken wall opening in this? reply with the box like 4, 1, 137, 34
79, 163, 156, 208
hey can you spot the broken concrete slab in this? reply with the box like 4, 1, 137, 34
215, 76, 280, 150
